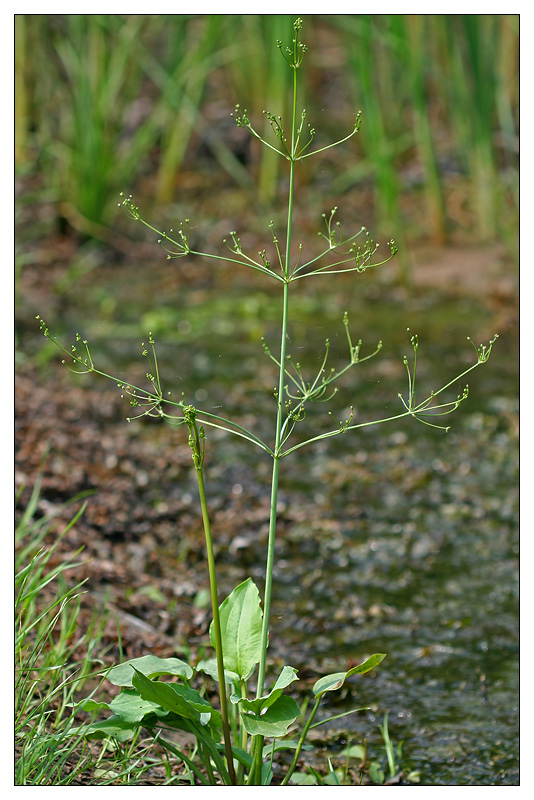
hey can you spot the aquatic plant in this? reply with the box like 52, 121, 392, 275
37, 18, 497, 785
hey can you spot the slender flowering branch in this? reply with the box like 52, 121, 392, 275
297, 110, 362, 161
120, 193, 285, 283
280, 333, 499, 456
35, 317, 274, 455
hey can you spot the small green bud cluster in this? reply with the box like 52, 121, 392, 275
348, 229, 379, 273
283, 395, 306, 422
119, 193, 191, 259
277, 17, 307, 69
36, 316, 95, 373
158, 222, 191, 259
329, 405, 355, 433
231, 104, 250, 128
395, 329, 497, 432
119, 192, 140, 220
468, 334, 499, 364
258, 249, 271, 270
223, 230, 243, 255
36, 314, 49, 338
318, 207, 343, 249
263, 110, 286, 145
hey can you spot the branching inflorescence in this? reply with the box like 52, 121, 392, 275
36, 308, 498, 457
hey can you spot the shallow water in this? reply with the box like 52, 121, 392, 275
271, 417, 519, 785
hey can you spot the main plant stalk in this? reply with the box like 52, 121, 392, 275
256, 50, 298, 702
251, 64, 299, 785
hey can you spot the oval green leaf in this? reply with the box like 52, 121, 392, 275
211, 578, 263, 681
104, 655, 193, 687
232, 665, 299, 715
313, 654, 386, 698
196, 657, 240, 687
131, 668, 217, 725
240, 694, 301, 737
109, 690, 164, 723
84, 715, 138, 742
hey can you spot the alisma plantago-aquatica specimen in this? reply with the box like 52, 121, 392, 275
37, 18, 497, 786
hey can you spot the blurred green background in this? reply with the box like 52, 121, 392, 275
16, 14, 518, 277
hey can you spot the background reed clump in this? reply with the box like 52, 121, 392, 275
16, 14, 518, 270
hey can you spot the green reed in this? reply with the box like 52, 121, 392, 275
330, 14, 517, 259
50, 15, 154, 228
142, 16, 226, 205
37, 18, 497, 785
440, 15, 518, 239
18, 16, 229, 233
16, 15, 517, 255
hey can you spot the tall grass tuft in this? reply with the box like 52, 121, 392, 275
335, 16, 410, 283
330, 14, 517, 257
440, 15, 518, 240
397, 15, 448, 246
49, 15, 157, 231
142, 16, 229, 205
15, 477, 107, 785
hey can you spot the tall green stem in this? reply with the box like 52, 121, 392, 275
250, 280, 289, 785
186, 408, 237, 785
256, 283, 289, 698
281, 697, 321, 785
195, 467, 236, 784
251, 63, 299, 785
256, 54, 298, 703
